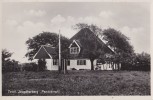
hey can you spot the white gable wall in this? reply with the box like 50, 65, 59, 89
46, 59, 58, 70
46, 59, 51, 70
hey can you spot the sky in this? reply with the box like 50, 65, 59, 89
2, 2, 150, 63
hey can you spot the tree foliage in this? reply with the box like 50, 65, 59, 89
2, 49, 13, 67
136, 52, 150, 64
2, 49, 20, 72
103, 28, 134, 54
22, 62, 38, 72
121, 52, 150, 71
72, 24, 106, 70
134, 52, 150, 71
25, 32, 70, 60
80, 37, 102, 70
102, 28, 134, 64
72, 23, 103, 37
25, 32, 70, 73
73, 23, 135, 70
2, 49, 12, 63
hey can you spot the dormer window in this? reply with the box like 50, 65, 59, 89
70, 47, 79, 54
69, 40, 81, 54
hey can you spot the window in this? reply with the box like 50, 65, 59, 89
70, 47, 79, 54
67, 60, 70, 66
77, 60, 86, 65
53, 59, 58, 65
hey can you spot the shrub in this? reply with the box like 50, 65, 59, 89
121, 52, 150, 71
22, 62, 38, 72
38, 59, 47, 71
71, 68, 77, 70
2, 49, 21, 72
2, 60, 20, 72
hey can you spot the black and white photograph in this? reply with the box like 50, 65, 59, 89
1, 0, 151, 97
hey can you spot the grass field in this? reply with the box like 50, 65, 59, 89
2, 70, 150, 96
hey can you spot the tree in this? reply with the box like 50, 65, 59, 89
102, 28, 134, 69
72, 23, 103, 37
120, 52, 150, 71
135, 52, 150, 71
2, 49, 13, 66
80, 38, 102, 70
2, 49, 20, 72
2, 49, 12, 61
25, 32, 70, 60
72, 24, 110, 70
25, 32, 71, 72
73, 23, 134, 70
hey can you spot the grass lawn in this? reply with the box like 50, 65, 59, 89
2, 70, 150, 96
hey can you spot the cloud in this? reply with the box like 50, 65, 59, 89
48, 14, 117, 38
120, 26, 150, 53
2, 7, 149, 63
50, 14, 150, 53
78, 16, 100, 25
51, 14, 66, 25
99, 11, 114, 18
3, 20, 52, 63
25, 9, 46, 17
17, 21, 48, 37
50, 15, 101, 38
49, 15, 77, 38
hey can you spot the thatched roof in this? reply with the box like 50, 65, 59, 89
33, 45, 57, 59
71, 28, 114, 51
34, 28, 114, 60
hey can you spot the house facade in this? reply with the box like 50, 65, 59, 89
33, 28, 121, 70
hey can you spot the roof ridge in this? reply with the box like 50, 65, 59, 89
42, 44, 55, 48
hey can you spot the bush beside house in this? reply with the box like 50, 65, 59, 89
22, 62, 38, 72
121, 52, 150, 71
